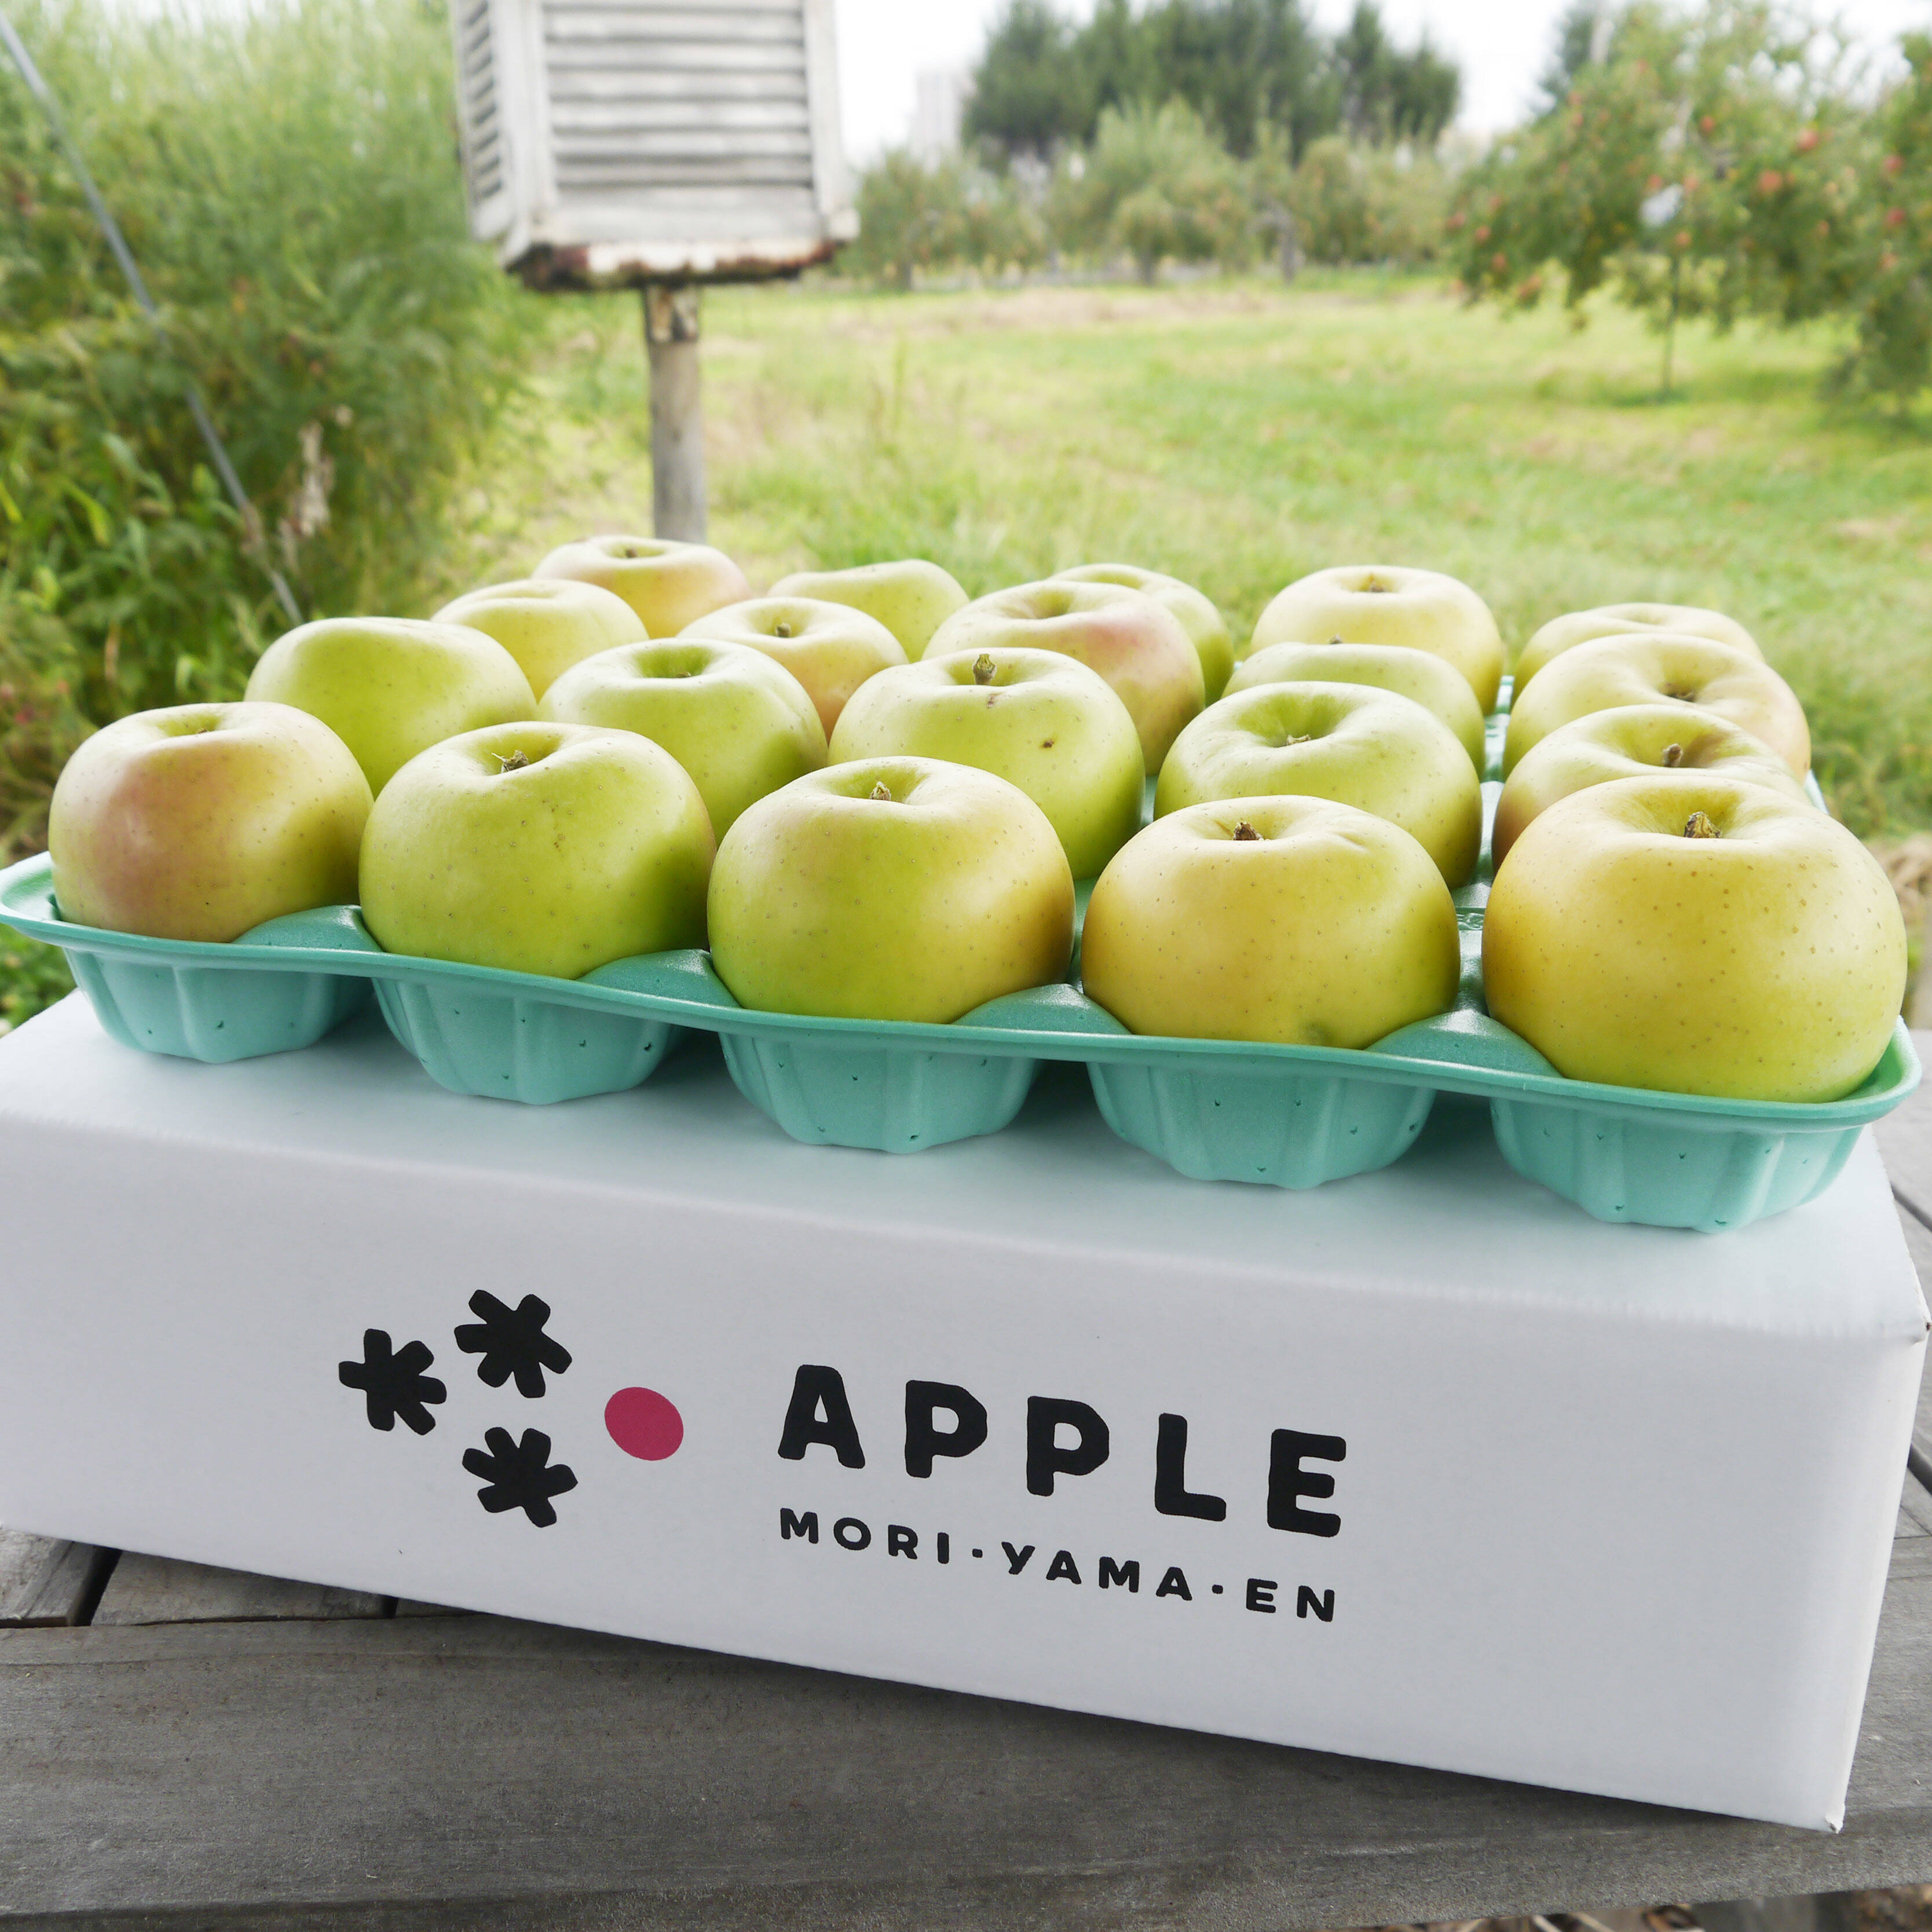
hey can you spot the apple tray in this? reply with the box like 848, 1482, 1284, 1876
1, 849, 1919, 1235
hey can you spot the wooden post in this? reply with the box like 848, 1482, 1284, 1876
643, 284, 705, 541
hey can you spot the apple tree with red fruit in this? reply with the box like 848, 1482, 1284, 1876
1449, 3, 1883, 387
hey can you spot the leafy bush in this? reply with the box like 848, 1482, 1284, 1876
0, 0, 530, 804
0, 590, 90, 858
0, 936, 70, 1040
0, 0, 535, 1035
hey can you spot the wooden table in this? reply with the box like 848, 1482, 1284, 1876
3, 1045, 1930, 1931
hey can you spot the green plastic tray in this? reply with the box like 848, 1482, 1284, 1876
4, 689, 1916, 1231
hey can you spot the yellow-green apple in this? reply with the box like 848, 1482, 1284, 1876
1155, 682, 1483, 887
1081, 796, 1459, 1046
1484, 774, 1905, 1102
708, 757, 1074, 1023
539, 638, 826, 837
1493, 702, 1808, 863
532, 535, 752, 636
1502, 632, 1809, 777
432, 579, 645, 698
1249, 565, 1505, 712
359, 722, 712, 979
1225, 639, 1488, 771
679, 597, 906, 737
1514, 602, 1759, 691
246, 617, 536, 796
767, 560, 968, 660
1049, 562, 1234, 702
48, 701, 370, 942
828, 647, 1144, 879
925, 580, 1204, 774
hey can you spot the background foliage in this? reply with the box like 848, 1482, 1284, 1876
0, 0, 534, 866
964, 0, 1459, 161
1448, 2, 1932, 406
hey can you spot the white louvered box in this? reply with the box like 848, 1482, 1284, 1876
451, 0, 854, 287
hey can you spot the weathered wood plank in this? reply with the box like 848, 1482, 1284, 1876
91, 1553, 387, 1626
0, 1531, 109, 1627
391, 1600, 473, 1618
1900, 1482, 1932, 1538
0, 1554, 1929, 1931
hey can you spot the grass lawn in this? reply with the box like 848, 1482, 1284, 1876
6, 270, 1932, 1031
433, 271, 1932, 839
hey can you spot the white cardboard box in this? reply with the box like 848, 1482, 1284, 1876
0, 994, 1922, 1829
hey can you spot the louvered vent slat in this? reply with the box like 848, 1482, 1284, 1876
456, 0, 504, 209
539, 0, 814, 199
546, 6, 803, 37
544, 43, 803, 74
548, 98, 809, 130
546, 68, 803, 101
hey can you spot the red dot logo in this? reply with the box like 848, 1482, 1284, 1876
605, 1386, 684, 1461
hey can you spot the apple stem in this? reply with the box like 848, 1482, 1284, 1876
870, 781, 892, 802
1684, 811, 1719, 838
973, 652, 996, 686
1233, 821, 1262, 841
1661, 743, 1684, 767
492, 751, 530, 773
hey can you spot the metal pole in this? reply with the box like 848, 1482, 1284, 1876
643, 284, 705, 542
0, 6, 303, 627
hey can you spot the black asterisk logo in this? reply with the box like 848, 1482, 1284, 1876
462, 1427, 578, 1527
455, 1291, 572, 1398
339, 1331, 446, 1436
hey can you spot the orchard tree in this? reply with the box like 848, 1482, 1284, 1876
1287, 136, 1451, 266
1331, 1, 1460, 144
851, 153, 968, 289
964, 1, 1089, 158
966, 0, 1459, 165
1054, 101, 1254, 280
1836, 34, 1932, 405
850, 154, 1049, 288
1450, 1, 1861, 383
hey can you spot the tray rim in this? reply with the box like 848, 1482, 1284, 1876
5, 850, 1918, 1131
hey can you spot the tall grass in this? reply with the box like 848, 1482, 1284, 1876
480, 277, 1932, 843
0, 0, 536, 855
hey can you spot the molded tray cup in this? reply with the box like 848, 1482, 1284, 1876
1377, 1009, 1919, 1234
3, 822, 1921, 1231
717, 1029, 1040, 1154
1488, 1096, 1862, 1234
1086, 1053, 1433, 1187
64, 950, 367, 1064
370, 977, 678, 1106
254, 913, 696, 1107
0, 855, 368, 1063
